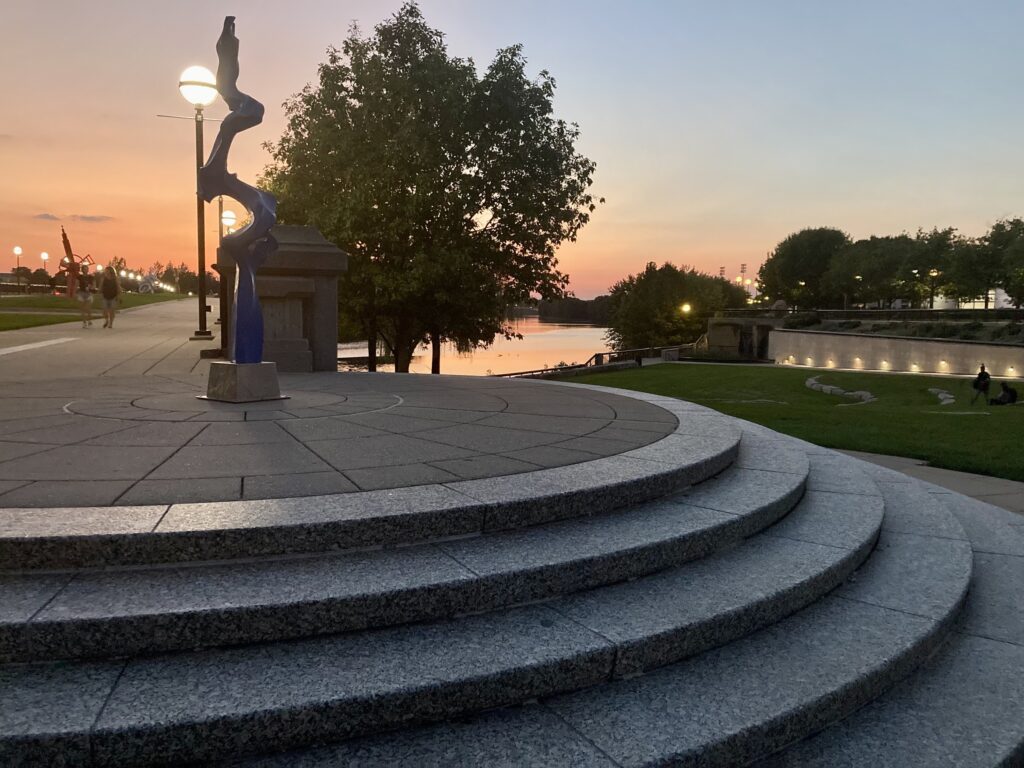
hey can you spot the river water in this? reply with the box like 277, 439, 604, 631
337, 317, 611, 376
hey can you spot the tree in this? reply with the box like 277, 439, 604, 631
263, 3, 599, 372
757, 228, 850, 309
939, 237, 989, 306
30, 268, 50, 285
606, 262, 747, 350
830, 236, 917, 308
984, 218, 1024, 308
12, 266, 33, 286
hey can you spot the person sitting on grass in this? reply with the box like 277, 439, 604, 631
989, 382, 1018, 406
970, 364, 991, 405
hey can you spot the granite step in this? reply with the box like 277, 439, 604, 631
0, 434, 808, 662
0, 447, 885, 766
221, 463, 971, 768
755, 487, 1024, 768
0, 408, 741, 570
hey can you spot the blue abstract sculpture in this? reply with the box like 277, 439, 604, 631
198, 16, 277, 364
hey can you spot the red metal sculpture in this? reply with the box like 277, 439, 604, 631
58, 227, 95, 296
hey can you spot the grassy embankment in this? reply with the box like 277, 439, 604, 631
569, 363, 1024, 482
0, 293, 187, 330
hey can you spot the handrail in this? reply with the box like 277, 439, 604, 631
493, 345, 682, 378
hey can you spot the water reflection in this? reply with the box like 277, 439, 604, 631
338, 317, 611, 376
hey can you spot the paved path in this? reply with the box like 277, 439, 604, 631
0, 301, 675, 507
841, 449, 1024, 516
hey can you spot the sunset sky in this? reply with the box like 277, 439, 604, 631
3, 1, 1024, 298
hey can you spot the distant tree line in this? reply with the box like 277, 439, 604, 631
757, 219, 1024, 310
538, 296, 612, 325
605, 262, 749, 350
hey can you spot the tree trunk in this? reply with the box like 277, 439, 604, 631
393, 338, 414, 372
430, 332, 441, 374
366, 314, 377, 372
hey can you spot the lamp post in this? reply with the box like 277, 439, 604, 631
928, 268, 940, 309
12, 246, 22, 292
215, 205, 237, 328
179, 65, 218, 340
40, 251, 49, 274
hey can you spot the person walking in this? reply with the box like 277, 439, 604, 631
99, 266, 122, 328
75, 265, 95, 328
970, 364, 991, 405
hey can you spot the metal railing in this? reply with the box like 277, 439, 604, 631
494, 345, 691, 378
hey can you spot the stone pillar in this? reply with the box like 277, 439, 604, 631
255, 226, 348, 372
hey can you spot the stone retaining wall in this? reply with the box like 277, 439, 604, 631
770, 328, 1022, 377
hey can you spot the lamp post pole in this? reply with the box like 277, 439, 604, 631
191, 104, 212, 339
179, 64, 217, 341
13, 246, 22, 292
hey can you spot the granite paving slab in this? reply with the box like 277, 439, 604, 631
544, 598, 942, 768
0, 445, 177, 481
956, 551, 1024, 646
756, 489, 1024, 768
235, 704, 618, 768
763, 490, 884, 550
345, 463, 462, 491
116, 477, 243, 506
755, 634, 1024, 768
242, 472, 359, 499
146, 442, 333, 479
0, 659, 124, 767
88, 605, 615, 766
0, 480, 136, 507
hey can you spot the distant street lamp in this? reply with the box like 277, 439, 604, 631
681, 303, 692, 315
13, 246, 22, 291
928, 268, 940, 309
179, 65, 218, 340
220, 208, 237, 238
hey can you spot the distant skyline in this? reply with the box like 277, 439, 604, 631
3, 1, 1023, 298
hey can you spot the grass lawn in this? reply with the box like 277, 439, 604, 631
568, 363, 1024, 482
0, 293, 187, 310
0, 314, 101, 331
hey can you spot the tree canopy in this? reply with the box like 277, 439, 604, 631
606, 262, 748, 350
262, 3, 600, 371
756, 221, 1022, 309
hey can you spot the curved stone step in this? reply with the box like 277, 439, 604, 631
755, 488, 1023, 768
0, 407, 740, 570
226, 462, 971, 768
0, 451, 884, 766
0, 436, 807, 662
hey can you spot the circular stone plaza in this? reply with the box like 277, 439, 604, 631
1, 300, 1022, 767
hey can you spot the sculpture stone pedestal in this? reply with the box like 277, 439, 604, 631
201, 361, 288, 403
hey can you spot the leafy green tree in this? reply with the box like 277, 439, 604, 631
606, 262, 747, 350
263, 3, 599, 372
837, 236, 916, 308
904, 228, 954, 307
757, 228, 850, 309
984, 218, 1024, 307
939, 237, 989, 306
30, 268, 50, 285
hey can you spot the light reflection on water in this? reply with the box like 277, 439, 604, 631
338, 317, 611, 376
